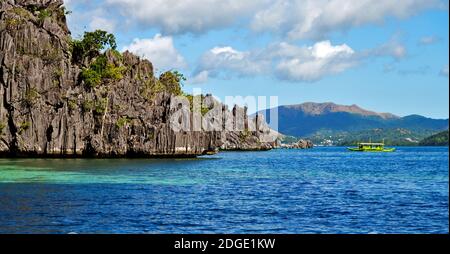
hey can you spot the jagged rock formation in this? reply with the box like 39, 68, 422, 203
279, 139, 314, 149
220, 105, 279, 151
295, 139, 314, 149
0, 0, 274, 157
0, 0, 224, 157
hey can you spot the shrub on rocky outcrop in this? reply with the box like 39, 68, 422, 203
0, 123, 6, 135
139, 70, 185, 100
116, 117, 131, 128
71, 30, 117, 64
80, 53, 126, 88
158, 71, 185, 96
23, 88, 40, 108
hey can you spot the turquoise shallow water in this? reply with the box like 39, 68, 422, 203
0, 147, 448, 233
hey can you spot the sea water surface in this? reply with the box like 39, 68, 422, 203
0, 147, 448, 234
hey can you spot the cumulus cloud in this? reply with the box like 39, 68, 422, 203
192, 35, 419, 83
98, 0, 444, 38
364, 35, 408, 60
190, 71, 210, 84
275, 41, 357, 81
194, 46, 269, 80
251, 0, 445, 40
440, 65, 449, 77
193, 40, 358, 83
122, 34, 187, 71
105, 0, 266, 35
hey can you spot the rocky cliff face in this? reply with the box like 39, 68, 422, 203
0, 0, 274, 157
0, 0, 225, 157
220, 105, 279, 151
279, 139, 314, 149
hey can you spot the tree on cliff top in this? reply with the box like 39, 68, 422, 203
73, 29, 186, 96
71, 30, 117, 64
158, 71, 186, 96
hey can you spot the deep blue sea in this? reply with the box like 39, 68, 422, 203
0, 147, 448, 234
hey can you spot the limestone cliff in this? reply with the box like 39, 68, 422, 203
0, 0, 275, 157
220, 105, 279, 151
0, 0, 223, 157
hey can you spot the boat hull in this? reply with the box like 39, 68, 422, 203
347, 147, 396, 152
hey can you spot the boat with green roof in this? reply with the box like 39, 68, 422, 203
347, 142, 395, 152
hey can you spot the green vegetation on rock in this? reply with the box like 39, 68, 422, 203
80, 52, 126, 88
68, 99, 78, 111
239, 129, 252, 142
37, 8, 51, 22
23, 88, 39, 107
94, 97, 108, 115
116, 116, 132, 128
81, 99, 94, 113
140, 70, 186, 100
71, 30, 117, 64
18, 121, 31, 135
4, 9, 27, 31
72, 31, 125, 89
0, 122, 6, 135
80, 68, 102, 88
158, 70, 185, 96
184, 93, 211, 116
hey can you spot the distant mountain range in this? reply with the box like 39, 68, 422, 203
257, 102, 449, 145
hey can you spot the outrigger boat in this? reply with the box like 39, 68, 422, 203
347, 142, 395, 152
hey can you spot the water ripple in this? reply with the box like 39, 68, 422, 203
0, 147, 448, 234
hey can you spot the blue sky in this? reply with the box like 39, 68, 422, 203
65, 0, 449, 118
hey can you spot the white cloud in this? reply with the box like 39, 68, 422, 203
122, 34, 187, 71
89, 16, 116, 32
440, 65, 449, 77
366, 36, 408, 60
192, 36, 421, 83
251, 0, 445, 40
190, 71, 210, 84
376, 43, 407, 60
193, 40, 357, 83
69, 0, 445, 39
274, 41, 357, 81
105, 0, 266, 35
194, 46, 270, 80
